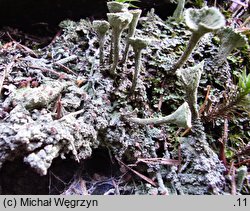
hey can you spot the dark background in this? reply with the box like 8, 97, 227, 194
0, 0, 176, 29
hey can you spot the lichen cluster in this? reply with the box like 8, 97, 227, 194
0, 1, 249, 194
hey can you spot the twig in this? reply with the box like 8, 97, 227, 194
80, 179, 89, 195
1, 41, 14, 50
157, 79, 165, 112
178, 145, 182, 171
240, 15, 250, 27
55, 55, 78, 65
199, 85, 211, 115
236, 26, 250, 32
55, 94, 63, 120
48, 29, 62, 46
0, 69, 6, 96
181, 127, 191, 137
218, 118, 228, 167
112, 179, 120, 195
54, 62, 77, 76
230, 162, 237, 195
235, 159, 250, 167
136, 158, 180, 166
7, 32, 38, 57
157, 95, 164, 112
214, 0, 217, 7
57, 109, 85, 122
230, 0, 248, 7
69, 139, 80, 163
48, 171, 52, 194
115, 156, 157, 187
50, 170, 67, 185
29, 65, 67, 79
234, 145, 250, 157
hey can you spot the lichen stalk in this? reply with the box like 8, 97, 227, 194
186, 84, 199, 120
173, 0, 186, 21
171, 7, 225, 72
99, 37, 105, 65
122, 9, 142, 64
128, 37, 149, 94
110, 29, 121, 75
107, 2, 129, 64
125, 102, 192, 128
107, 12, 133, 75
109, 35, 114, 64
176, 61, 204, 120
93, 20, 110, 66
172, 32, 202, 72
236, 166, 248, 192
213, 27, 248, 67
130, 48, 142, 94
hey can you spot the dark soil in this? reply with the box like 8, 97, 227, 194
0, 0, 176, 36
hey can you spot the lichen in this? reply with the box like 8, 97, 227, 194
173, 121, 226, 194
24, 145, 60, 175
172, 0, 186, 21
171, 7, 225, 71
124, 102, 192, 128
128, 37, 149, 94
0, 103, 98, 175
0, 6, 246, 195
176, 61, 204, 120
107, 1, 129, 13
107, 12, 133, 75
212, 27, 248, 67
3, 80, 65, 110
122, 9, 142, 64
93, 20, 110, 66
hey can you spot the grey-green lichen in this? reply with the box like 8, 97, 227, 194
24, 145, 61, 175
107, 12, 133, 75
122, 9, 142, 64
129, 37, 149, 94
171, 121, 226, 194
93, 20, 110, 66
172, 7, 225, 71
0, 5, 241, 195
0, 103, 98, 175
213, 27, 248, 67
2, 79, 65, 111
125, 102, 192, 128
107, 1, 129, 13
236, 165, 248, 192
172, 0, 186, 21
176, 61, 204, 120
